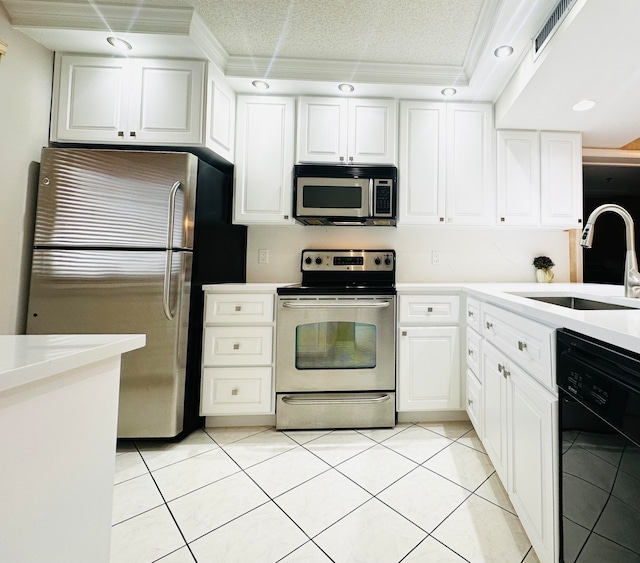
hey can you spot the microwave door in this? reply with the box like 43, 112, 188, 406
296, 177, 370, 218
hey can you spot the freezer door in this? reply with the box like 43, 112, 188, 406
34, 148, 197, 249
27, 248, 192, 438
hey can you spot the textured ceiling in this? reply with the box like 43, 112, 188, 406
85, 0, 486, 66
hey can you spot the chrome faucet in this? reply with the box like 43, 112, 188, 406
580, 203, 640, 298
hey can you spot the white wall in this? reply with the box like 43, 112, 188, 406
0, 6, 53, 333
246, 225, 570, 284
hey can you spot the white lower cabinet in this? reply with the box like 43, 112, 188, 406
200, 290, 275, 416
481, 340, 558, 563
397, 294, 461, 413
398, 326, 461, 411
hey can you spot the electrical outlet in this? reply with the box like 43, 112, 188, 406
432, 251, 441, 265
258, 249, 269, 264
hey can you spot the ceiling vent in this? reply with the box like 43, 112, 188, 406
534, 0, 578, 59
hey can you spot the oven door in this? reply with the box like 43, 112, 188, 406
275, 295, 396, 392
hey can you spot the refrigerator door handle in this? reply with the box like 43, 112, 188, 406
163, 181, 182, 320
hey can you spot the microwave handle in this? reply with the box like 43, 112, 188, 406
369, 178, 374, 217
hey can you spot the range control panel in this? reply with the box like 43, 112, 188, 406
301, 249, 395, 272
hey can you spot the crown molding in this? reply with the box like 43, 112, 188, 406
225, 56, 469, 87
462, 0, 502, 79
4, 1, 194, 35
189, 12, 228, 71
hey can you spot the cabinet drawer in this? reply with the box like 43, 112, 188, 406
466, 327, 482, 381
466, 296, 481, 333
201, 367, 272, 415
399, 295, 460, 324
205, 293, 274, 324
482, 303, 554, 389
203, 326, 272, 366
466, 368, 482, 435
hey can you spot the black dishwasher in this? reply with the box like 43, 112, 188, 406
557, 329, 640, 563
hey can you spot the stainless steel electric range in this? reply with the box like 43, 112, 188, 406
275, 249, 396, 430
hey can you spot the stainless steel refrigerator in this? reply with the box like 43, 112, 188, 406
26, 147, 245, 439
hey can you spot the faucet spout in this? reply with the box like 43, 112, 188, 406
580, 204, 640, 298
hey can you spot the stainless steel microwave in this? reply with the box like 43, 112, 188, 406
293, 164, 397, 226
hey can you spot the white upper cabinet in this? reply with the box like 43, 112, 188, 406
398, 101, 446, 224
497, 130, 582, 228
496, 130, 540, 226
540, 131, 583, 228
205, 63, 235, 163
234, 95, 296, 225
297, 97, 397, 164
399, 102, 494, 225
52, 54, 205, 145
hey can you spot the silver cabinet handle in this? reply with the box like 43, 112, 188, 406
468, 310, 475, 318
235, 305, 242, 312
231, 388, 238, 396
468, 398, 473, 406
282, 300, 390, 309
518, 340, 527, 351
468, 349, 474, 356
281, 394, 391, 406
497, 363, 504, 373
233, 343, 240, 350
427, 307, 433, 313
503, 368, 511, 378
162, 181, 182, 321
486, 321, 493, 329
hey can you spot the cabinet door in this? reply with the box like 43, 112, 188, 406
466, 368, 482, 436
234, 96, 295, 224
206, 64, 236, 163
508, 363, 558, 563
297, 97, 347, 162
481, 342, 508, 483
496, 130, 540, 226
52, 55, 130, 142
348, 98, 397, 164
201, 367, 272, 415
398, 326, 460, 411
128, 59, 205, 145
398, 101, 446, 224
540, 131, 583, 228
446, 103, 495, 225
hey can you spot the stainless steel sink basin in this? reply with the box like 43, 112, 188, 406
519, 295, 638, 310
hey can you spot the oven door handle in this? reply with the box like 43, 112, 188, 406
282, 300, 391, 309
281, 394, 392, 406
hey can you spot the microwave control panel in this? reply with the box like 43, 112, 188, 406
373, 179, 393, 217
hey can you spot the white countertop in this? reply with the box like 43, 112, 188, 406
202, 282, 291, 292
398, 282, 640, 354
0, 334, 146, 393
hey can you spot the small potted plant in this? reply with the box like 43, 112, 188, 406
533, 256, 555, 282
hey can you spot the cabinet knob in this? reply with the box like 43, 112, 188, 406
439, 217, 445, 222
349, 156, 353, 162
468, 348, 474, 356
427, 307, 433, 313
231, 388, 238, 396
235, 305, 242, 312
518, 340, 527, 351
401, 330, 407, 336
117, 131, 124, 137
486, 321, 493, 330
284, 215, 289, 220
339, 156, 345, 162
468, 398, 473, 406
500, 217, 505, 222
498, 363, 504, 373
467, 310, 474, 318
233, 343, 240, 350
503, 369, 511, 378
129, 131, 136, 137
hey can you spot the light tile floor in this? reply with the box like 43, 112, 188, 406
111, 421, 541, 563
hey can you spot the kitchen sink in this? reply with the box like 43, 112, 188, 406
516, 295, 639, 311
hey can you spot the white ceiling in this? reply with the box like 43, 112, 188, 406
3, 0, 640, 148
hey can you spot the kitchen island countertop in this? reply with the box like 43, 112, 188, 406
0, 333, 145, 393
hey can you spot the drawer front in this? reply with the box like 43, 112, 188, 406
399, 294, 460, 324
201, 367, 272, 415
203, 326, 273, 366
466, 327, 482, 381
204, 293, 274, 324
466, 297, 481, 333
466, 368, 482, 435
482, 303, 554, 389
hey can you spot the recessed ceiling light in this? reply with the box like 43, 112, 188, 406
494, 45, 514, 58
441, 88, 457, 97
106, 36, 132, 51
572, 99, 596, 112
251, 80, 270, 91
338, 83, 354, 93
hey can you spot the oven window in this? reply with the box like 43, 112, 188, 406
295, 321, 376, 369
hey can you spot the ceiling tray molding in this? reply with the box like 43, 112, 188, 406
225, 56, 469, 87
4, 1, 194, 35
461, 0, 502, 81
189, 12, 228, 71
